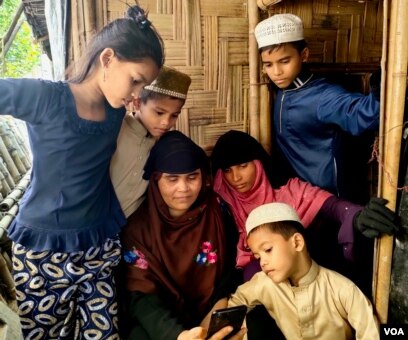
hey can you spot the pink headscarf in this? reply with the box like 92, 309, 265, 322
213, 160, 332, 268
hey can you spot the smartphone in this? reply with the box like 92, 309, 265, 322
206, 305, 247, 339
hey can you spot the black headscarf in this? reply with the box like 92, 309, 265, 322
143, 130, 209, 179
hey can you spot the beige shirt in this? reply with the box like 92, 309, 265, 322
229, 261, 379, 340
110, 113, 155, 218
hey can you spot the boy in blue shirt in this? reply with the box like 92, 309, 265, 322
254, 14, 380, 198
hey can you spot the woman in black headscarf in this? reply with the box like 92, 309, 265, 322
121, 131, 244, 340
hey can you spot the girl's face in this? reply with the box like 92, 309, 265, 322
222, 161, 257, 193
101, 56, 160, 108
261, 44, 308, 89
158, 169, 202, 218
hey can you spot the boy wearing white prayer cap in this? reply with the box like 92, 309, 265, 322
228, 202, 379, 340
254, 14, 381, 199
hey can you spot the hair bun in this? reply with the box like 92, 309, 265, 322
125, 5, 151, 30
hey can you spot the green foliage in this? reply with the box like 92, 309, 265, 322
0, 0, 42, 77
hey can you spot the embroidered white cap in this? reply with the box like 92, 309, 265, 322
254, 14, 304, 49
246, 202, 301, 235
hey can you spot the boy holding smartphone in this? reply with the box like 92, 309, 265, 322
228, 202, 379, 339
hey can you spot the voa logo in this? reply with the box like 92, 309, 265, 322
383, 327, 405, 336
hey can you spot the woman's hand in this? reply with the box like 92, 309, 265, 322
177, 326, 247, 340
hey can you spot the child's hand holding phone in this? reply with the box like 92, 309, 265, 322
206, 305, 247, 339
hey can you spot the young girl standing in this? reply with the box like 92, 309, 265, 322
0, 5, 164, 339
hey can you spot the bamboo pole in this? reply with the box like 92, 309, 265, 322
259, 83, 271, 153
0, 136, 20, 182
0, 172, 30, 212
374, 0, 408, 324
0, 157, 15, 190
2, 19, 25, 57
0, 3, 23, 55
248, 0, 260, 139
373, 0, 389, 301
0, 204, 18, 240
70, 0, 81, 74
83, 0, 96, 43
0, 171, 11, 197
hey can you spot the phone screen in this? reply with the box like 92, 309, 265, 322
206, 305, 247, 339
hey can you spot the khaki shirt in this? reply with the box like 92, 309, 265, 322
229, 261, 379, 340
110, 113, 155, 218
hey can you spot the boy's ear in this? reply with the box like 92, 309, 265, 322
292, 233, 305, 252
301, 47, 309, 62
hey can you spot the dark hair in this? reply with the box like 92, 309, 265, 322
211, 130, 277, 184
249, 220, 305, 241
139, 89, 186, 104
259, 40, 307, 55
68, 5, 164, 83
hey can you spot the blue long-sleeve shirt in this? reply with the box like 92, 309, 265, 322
0, 78, 126, 252
273, 71, 379, 196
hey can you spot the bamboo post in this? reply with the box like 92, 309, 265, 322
70, 0, 81, 74
259, 83, 271, 153
95, 0, 107, 31
374, 0, 408, 324
372, 0, 389, 300
248, 0, 260, 139
83, 0, 96, 43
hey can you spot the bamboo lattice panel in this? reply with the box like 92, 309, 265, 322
104, 0, 250, 150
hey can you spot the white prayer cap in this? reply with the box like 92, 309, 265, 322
254, 14, 304, 49
246, 202, 301, 235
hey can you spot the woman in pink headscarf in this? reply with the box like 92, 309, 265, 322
211, 130, 398, 281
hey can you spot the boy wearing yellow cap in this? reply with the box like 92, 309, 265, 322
228, 202, 379, 340
254, 14, 380, 199
110, 66, 191, 217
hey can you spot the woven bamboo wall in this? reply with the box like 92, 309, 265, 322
67, 0, 384, 150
